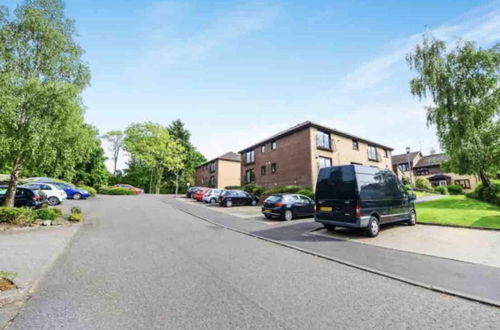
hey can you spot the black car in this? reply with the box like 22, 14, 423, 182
186, 187, 201, 198
219, 190, 259, 207
262, 194, 315, 221
315, 165, 416, 237
0, 186, 49, 208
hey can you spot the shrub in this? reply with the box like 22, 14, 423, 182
434, 186, 448, 195
70, 206, 82, 214
401, 176, 411, 185
468, 181, 500, 206
297, 188, 314, 199
33, 208, 60, 220
78, 185, 96, 197
446, 184, 463, 195
404, 184, 412, 192
243, 183, 265, 196
415, 177, 433, 191
224, 185, 241, 190
67, 213, 83, 222
281, 185, 303, 193
0, 207, 35, 225
98, 187, 135, 195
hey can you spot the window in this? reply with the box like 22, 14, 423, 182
316, 130, 331, 149
245, 169, 255, 184
416, 168, 429, 176
399, 163, 410, 172
261, 145, 266, 153
317, 156, 332, 169
368, 145, 378, 161
245, 150, 255, 164
271, 163, 277, 174
209, 176, 216, 187
271, 141, 277, 150
455, 179, 471, 189
352, 139, 359, 150
384, 149, 389, 158
209, 162, 216, 172
261, 166, 266, 176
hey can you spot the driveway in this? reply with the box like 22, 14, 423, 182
6, 195, 500, 329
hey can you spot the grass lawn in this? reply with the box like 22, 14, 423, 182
414, 191, 437, 198
416, 195, 500, 229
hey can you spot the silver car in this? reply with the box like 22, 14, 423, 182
203, 189, 225, 204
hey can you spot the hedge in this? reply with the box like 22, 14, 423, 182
0, 207, 35, 225
98, 187, 136, 195
434, 186, 448, 195
466, 180, 500, 206
446, 184, 463, 195
78, 185, 96, 197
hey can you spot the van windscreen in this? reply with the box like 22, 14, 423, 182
316, 166, 357, 200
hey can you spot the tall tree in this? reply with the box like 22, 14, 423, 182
124, 122, 185, 194
407, 36, 500, 188
0, 0, 90, 206
102, 130, 124, 175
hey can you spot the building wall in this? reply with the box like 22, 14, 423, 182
240, 128, 313, 188
195, 162, 215, 187
216, 160, 241, 188
310, 127, 393, 188
393, 154, 422, 179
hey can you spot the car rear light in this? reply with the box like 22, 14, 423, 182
34, 195, 41, 201
275, 202, 284, 207
356, 205, 362, 218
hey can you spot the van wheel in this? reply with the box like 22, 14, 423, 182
366, 216, 379, 237
408, 210, 416, 226
324, 224, 335, 231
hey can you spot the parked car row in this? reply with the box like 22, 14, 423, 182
189, 165, 417, 237
0, 186, 49, 208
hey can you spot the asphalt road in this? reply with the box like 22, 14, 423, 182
8, 195, 500, 329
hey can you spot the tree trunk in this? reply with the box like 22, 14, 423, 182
479, 168, 492, 188
155, 167, 162, 195
113, 157, 118, 176
175, 170, 179, 196
3, 156, 23, 207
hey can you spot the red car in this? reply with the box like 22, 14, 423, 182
112, 184, 144, 195
193, 187, 209, 201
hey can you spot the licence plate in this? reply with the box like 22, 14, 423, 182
320, 206, 333, 212
263, 209, 271, 213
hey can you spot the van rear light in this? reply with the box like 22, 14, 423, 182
356, 205, 362, 218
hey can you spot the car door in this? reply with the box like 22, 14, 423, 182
15, 189, 28, 207
299, 195, 315, 216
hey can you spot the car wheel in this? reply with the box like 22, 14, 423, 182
408, 209, 416, 226
73, 193, 82, 200
251, 200, 257, 206
264, 214, 272, 219
283, 210, 293, 221
210, 198, 216, 204
226, 200, 232, 207
324, 224, 336, 231
366, 216, 380, 237
48, 197, 59, 206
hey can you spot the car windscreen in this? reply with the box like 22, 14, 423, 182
265, 195, 282, 203
316, 166, 357, 200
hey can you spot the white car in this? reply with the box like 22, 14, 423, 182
203, 189, 225, 204
24, 183, 67, 206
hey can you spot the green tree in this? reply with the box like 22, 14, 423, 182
73, 125, 109, 187
0, 0, 90, 206
407, 36, 500, 188
102, 130, 124, 176
124, 122, 185, 194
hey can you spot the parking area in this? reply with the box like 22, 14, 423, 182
178, 196, 500, 268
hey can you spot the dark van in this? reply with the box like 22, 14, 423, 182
315, 165, 416, 237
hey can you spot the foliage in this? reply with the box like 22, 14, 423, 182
433, 186, 448, 195
70, 206, 82, 214
416, 195, 500, 229
264, 185, 306, 195
225, 186, 242, 190
401, 176, 411, 185
243, 183, 265, 196
102, 130, 124, 175
407, 36, 500, 188
0, 207, 34, 225
466, 180, 500, 206
0, 0, 92, 206
34, 207, 60, 220
98, 186, 136, 195
67, 212, 82, 222
124, 122, 185, 194
415, 177, 433, 191
0, 271, 17, 281
446, 184, 464, 195
297, 188, 315, 199
78, 185, 96, 197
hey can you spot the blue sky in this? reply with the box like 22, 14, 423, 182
8, 0, 500, 170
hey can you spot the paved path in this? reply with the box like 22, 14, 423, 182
7, 195, 500, 329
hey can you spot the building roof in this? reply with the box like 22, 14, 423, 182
413, 153, 448, 168
238, 121, 394, 153
196, 152, 240, 169
391, 151, 422, 165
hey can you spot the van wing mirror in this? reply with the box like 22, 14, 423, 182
408, 193, 416, 201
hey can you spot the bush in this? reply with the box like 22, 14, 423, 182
0, 207, 35, 225
415, 177, 433, 191
67, 213, 83, 222
70, 206, 82, 214
297, 188, 314, 199
281, 185, 303, 193
434, 186, 448, 195
98, 186, 136, 195
402, 176, 411, 185
446, 184, 463, 195
34, 207, 61, 220
468, 181, 500, 206
404, 184, 412, 192
78, 185, 96, 197
243, 183, 265, 196
224, 185, 241, 190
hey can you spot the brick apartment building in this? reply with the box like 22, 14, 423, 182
238, 121, 393, 190
392, 152, 479, 190
195, 152, 241, 188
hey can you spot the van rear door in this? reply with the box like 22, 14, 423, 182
315, 166, 358, 223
